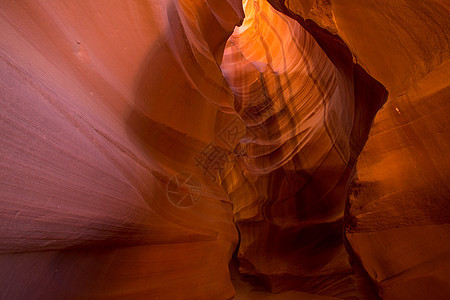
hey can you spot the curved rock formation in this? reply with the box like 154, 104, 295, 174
0, 0, 448, 299
0, 0, 243, 298
266, 0, 450, 298
220, 0, 386, 297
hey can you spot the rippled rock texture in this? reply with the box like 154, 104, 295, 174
267, 0, 450, 298
0, 0, 449, 299
0, 1, 243, 298
221, 0, 386, 298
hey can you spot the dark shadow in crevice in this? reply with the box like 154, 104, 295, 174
238, 1, 389, 298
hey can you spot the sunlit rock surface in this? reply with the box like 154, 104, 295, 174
268, 0, 450, 299
0, 0, 449, 299
220, 0, 385, 298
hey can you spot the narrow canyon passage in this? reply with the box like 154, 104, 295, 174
0, 0, 449, 299
220, 1, 386, 298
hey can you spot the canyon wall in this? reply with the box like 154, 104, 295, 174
221, 0, 386, 298
0, 0, 243, 298
268, 0, 450, 299
0, 0, 448, 299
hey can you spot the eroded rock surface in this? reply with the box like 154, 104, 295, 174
0, 0, 243, 298
0, 0, 448, 299
268, 0, 450, 299
220, 0, 385, 297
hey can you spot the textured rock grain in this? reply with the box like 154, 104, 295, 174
0, 0, 449, 299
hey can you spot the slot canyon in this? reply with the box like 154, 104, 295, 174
0, 0, 449, 299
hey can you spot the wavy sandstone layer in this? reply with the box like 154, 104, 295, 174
267, 0, 450, 298
0, 0, 448, 299
221, 0, 386, 298
0, 1, 243, 298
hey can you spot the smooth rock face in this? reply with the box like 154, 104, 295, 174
347, 59, 450, 299
268, 0, 450, 299
220, 0, 385, 297
0, 0, 449, 299
0, 1, 243, 298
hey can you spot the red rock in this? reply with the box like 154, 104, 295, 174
268, 0, 450, 298
0, 0, 242, 298
0, 0, 448, 299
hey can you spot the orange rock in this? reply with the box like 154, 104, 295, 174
220, 0, 386, 297
0, 0, 242, 298
268, 0, 450, 298
0, 0, 448, 299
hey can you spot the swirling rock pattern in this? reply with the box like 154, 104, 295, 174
268, 0, 450, 299
220, 0, 386, 297
0, 0, 448, 299
0, 0, 243, 298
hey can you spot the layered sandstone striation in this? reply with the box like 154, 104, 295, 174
268, 0, 450, 298
220, 0, 385, 297
0, 0, 449, 299
0, 0, 243, 298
